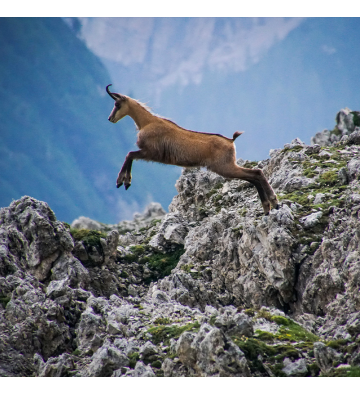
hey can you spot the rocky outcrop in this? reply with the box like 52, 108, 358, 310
311, 108, 360, 146
71, 202, 166, 235
1, 109, 360, 377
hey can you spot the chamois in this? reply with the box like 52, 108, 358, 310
106, 85, 278, 214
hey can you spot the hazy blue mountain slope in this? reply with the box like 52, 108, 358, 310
0, 18, 179, 223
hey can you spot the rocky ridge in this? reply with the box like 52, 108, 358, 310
1, 109, 360, 377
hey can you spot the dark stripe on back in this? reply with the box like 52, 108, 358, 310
161, 117, 233, 141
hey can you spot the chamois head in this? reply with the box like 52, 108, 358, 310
106, 84, 128, 123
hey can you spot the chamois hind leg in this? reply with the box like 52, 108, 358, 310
249, 179, 271, 214
116, 150, 146, 190
214, 163, 278, 214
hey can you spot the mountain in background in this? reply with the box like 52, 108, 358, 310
76, 17, 360, 159
0, 18, 180, 224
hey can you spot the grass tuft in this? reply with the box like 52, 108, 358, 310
148, 321, 200, 345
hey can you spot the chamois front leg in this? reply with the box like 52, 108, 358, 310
116, 150, 146, 189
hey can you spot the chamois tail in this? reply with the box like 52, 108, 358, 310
233, 131, 244, 141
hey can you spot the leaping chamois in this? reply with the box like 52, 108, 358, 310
106, 85, 278, 214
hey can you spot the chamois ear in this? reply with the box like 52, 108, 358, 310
106, 84, 125, 101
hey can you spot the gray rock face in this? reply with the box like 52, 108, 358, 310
173, 323, 250, 377
0, 196, 74, 281
282, 357, 308, 376
2, 108, 360, 377
149, 212, 189, 251
299, 211, 323, 229
314, 342, 343, 374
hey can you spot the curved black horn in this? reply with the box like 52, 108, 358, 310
106, 84, 118, 100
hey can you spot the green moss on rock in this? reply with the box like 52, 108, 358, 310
128, 352, 140, 369
148, 321, 200, 345
326, 339, 350, 350
154, 317, 171, 325
324, 366, 360, 377
146, 247, 185, 281
70, 228, 107, 249
319, 170, 338, 187
0, 296, 11, 308
352, 111, 360, 128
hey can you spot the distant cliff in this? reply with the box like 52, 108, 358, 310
1, 109, 360, 377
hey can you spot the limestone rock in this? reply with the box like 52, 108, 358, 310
282, 358, 308, 377
2, 108, 360, 377
175, 323, 250, 377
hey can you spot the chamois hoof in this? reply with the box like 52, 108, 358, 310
125, 183, 131, 190
116, 182, 123, 188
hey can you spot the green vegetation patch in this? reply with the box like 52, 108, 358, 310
280, 192, 345, 250
62, 222, 71, 229
181, 263, 193, 273
232, 337, 294, 376
255, 330, 276, 342
275, 318, 319, 343
257, 309, 273, 321
148, 321, 200, 345
146, 247, 185, 282
243, 161, 259, 168
282, 145, 304, 154
326, 338, 350, 350
236, 327, 317, 375
230, 310, 322, 376
122, 245, 146, 263
279, 160, 348, 249
352, 111, 360, 128
318, 170, 339, 187
272, 315, 289, 326
120, 242, 185, 282
301, 148, 347, 184
0, 296, 11, 308
128, 352, 140, 369
232, 225, 244, 237
254, 316, 318, 343
238, 208, 248, 216
154, 317, 171, 325
122, 244, 184, 281
150, 219, 162, 227
232, 337, 276, 373
329, 126, 342, 137
244, 308, 256, 317
120, 270, 129, 279
209, 315, 217, 326
324, 366, 360, 377
151, 360, 162, 369
206, 182, 223, 199
70, 228, 107, 249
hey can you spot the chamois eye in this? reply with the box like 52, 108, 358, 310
115, 102, 121, 108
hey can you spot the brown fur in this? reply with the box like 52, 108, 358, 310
106, 86, 278, 214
